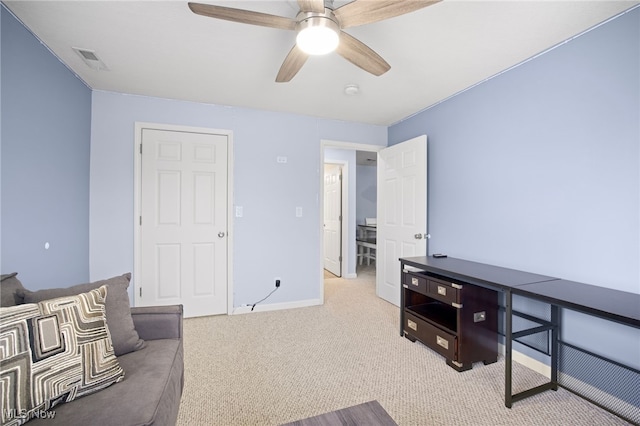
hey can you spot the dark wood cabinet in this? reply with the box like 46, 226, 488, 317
401, 266, 498, 372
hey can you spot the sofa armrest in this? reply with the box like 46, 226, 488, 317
131, 305, 183, 341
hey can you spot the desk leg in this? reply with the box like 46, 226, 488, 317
551, 304, 559, 391
400, 275, 406, 337
505, 290, 513, 408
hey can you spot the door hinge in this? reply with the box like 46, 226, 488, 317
139, 216, 142, 226
139, 287, 142, 298
140, 144, 142, 154
339, 256, 342, 262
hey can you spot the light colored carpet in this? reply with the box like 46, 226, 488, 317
176, 267, 629, 425
323, 269, 339, 279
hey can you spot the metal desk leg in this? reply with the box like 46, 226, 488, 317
551, 304, 559, 391
400, 268, 405, 337
505, 292, 557, 407
505, 289, 513, 408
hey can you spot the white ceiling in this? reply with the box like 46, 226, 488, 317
4, 1, 637, 126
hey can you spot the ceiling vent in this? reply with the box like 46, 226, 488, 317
72, 47, 108, 71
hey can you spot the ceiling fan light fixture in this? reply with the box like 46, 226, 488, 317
296, 16, 339, 55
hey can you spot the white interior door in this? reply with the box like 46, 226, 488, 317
324, 164, 342, 276
376, 135, 427, 306
139, 128, 228, 318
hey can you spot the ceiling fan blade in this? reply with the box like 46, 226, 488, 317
336, 32, 390, 77
334, 0, 441, 29
276, 45, 309, 82
188, 2, 296, 31
298, 0, 325, 14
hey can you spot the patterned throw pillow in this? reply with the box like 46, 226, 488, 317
0, 286, 124, 426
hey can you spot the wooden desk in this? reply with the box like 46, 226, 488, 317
399, 256, 640, 424
513, 279, 640, 327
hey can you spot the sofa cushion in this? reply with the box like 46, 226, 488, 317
21, 273, 145, 356
1, 272, 25, 306
26, 339, 184, 426
0, 286, 125, 426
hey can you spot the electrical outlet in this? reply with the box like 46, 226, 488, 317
275, 277, 281, 288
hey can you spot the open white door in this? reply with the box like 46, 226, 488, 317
323, 164, 342, 276
376, 135, 427, 306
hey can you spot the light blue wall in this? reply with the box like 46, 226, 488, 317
1, 7, 3, 272
90, 91, 386, 306
1, 7, 91, 289
356, 164, 376, 226
389, 8, 640, 368
390, 7, 639, 294
0, 4, 386, 303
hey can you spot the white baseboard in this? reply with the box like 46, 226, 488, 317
231, 298, 322, 315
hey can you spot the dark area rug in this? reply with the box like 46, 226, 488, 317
281, 400, 397, 426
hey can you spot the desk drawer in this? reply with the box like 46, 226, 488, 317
427, 277, 461, 305
405, 312, 457, 360
403, 272, 427, 295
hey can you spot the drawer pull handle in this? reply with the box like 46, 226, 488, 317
407, 319, 417, 331
411, 277, 419, 286
474, 311, 486, 322
436, 336, 449, 349
437, 285, 447, 296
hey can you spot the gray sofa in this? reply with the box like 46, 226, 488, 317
0, 273, 184, 426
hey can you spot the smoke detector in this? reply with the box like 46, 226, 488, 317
344, 84, 359, 96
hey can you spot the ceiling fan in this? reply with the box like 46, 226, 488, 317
188, 0, 441, 82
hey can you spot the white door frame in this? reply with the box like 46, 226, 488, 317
133, 122, 234, 314
319, 140, 383, 302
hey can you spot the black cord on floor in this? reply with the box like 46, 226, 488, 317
251, 287, 279, 311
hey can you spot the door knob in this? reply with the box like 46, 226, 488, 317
218, 232, 225, 238
414, 234, 423, 239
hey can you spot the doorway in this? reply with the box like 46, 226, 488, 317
320, 140, 382, 301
